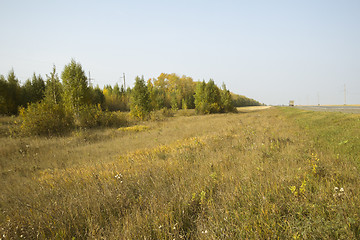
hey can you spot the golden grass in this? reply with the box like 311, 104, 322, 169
236, 106, 271, 113
118, 125, 150, 132
1, 108, 360, 239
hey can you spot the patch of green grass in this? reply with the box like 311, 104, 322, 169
281, 107, 360, 168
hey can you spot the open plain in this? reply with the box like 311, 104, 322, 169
1, 107, 360, 239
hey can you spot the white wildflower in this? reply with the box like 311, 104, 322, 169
333, 186, 345, 197
115, 173, 123, 183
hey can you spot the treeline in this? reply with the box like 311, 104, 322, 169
232, 93, 263, 107
0, 60, 261, 135
130, 73, 237, 118
0, 66, 128, 116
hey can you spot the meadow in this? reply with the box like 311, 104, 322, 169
1, 107, 360, 239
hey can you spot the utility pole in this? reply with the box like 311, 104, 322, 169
344, 84, 346, 105
120, 73, 126, 90
88, 71, 94, 87
317, 92, 320, 106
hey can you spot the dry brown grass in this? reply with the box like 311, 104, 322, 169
1, 107, 360, 239
236, 106, 271, 112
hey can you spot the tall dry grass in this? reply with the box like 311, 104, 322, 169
1, 107, 360, 239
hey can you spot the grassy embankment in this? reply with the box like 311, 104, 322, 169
1, 107, 360, 239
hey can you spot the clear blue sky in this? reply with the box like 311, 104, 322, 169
1, 0, 359, 105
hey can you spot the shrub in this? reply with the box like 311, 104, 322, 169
177, 109, 196, 117
19, 101, 73, 136
77, 104, 128, 128
101, 111, 129, 127
18, 102, 128, 136
77, 104, 104, 128
149, 108, 175, 121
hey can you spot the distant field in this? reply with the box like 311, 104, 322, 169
236, 106, 272, 112
1, 107, 360, 239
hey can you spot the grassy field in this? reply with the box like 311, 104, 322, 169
1, 107, 360, 239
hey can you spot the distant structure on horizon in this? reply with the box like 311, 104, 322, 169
289, 100, 294, 106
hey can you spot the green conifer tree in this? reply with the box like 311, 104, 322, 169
220, 83, 236, 113
5, 70, 22, 115
61, 59, 90, 114
194, 81, 207, 114
130, 76, 150, 119
45, 66, 62, 104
